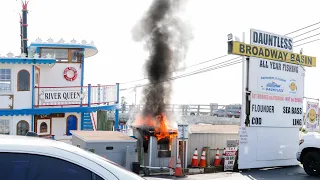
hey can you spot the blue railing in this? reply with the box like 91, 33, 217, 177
34, 84, 119, 107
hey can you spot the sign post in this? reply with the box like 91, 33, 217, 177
178, 124, 188, 171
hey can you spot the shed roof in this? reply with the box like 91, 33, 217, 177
71, 130, 137, 142
189, 124, 239, 134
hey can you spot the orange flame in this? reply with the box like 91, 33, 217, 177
134, 113, 178, 141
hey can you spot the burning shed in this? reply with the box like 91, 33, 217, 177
132, 113, 178, 168
130, 0, 192, 172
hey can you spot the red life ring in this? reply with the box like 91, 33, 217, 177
63, 67, 78, 81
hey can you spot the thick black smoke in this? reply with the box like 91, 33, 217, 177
132, 0, 192, 121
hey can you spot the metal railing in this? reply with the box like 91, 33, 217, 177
34, 84, 118, 107
119, 104, 239, 116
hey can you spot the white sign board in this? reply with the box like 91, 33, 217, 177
178, 124, 189, 139
39, 90, 87, 103
305, 101, 319, 132
249, 58, 304, 97
250, 29, 293, 52
224, 147, 238, 171
250, 92, 303, 127
248, 57, 304, 128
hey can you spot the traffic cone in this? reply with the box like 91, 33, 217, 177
174, 155, 184, 177
191, 148, 199, 167
213, 148, 221, 166
199, 148, 206, 168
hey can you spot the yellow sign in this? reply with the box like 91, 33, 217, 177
230, 41, 316, 67
308, 109, 317, 123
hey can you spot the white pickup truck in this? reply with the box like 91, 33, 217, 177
297, 133, 320, 176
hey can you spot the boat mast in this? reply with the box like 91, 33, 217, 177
21, 0, 29, 56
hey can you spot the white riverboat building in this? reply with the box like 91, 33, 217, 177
0, 1, 119, 140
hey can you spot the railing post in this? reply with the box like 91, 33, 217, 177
97, 84, 101, 104
115, 83, 120, 131
88, 84, 92, 107
197, 105, 200, 115
102, 86, 106, 104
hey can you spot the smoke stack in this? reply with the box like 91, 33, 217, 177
22, 0, 29, 56
132, 0, 193, 122
20, 14, 23, 54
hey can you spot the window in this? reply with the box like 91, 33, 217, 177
17, 70, 30, 91
16, 120, 29, 136
40, 48, 82, 63
41, 48, 68, 62
71, 49, 82, 62
0, 119, 10, 135
0, 69, 11, 91
40, 122, 47, 133
0, 153, 104, 180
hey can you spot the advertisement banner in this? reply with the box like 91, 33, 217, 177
249, 57, 304, 97
250, 92, 303, 127
305, 101, 319, 132
224, 147, 238, 171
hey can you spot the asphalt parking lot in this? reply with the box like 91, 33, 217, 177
144, 165, 319, 180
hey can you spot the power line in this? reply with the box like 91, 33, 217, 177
170, 58, 242, 80
120, 54, 229, 84
292, 26, 320, 38
295, 38, 320, 47
294, 32, 320, 43
120, 57, 242, 91
285, 21, 320, 36
121, 21, 320, 90
168, 57, 241, 79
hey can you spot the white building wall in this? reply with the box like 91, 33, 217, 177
51, 113, 81, 138
12, 115, 32, 135
0, 64, 33, 109
39, 63, 82, 87
14, 65, 33, 109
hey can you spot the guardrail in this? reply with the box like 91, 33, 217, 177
119, 104, 240, 116
34, 84, 118, 107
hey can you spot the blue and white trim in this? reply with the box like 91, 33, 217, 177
0, 105, 118, 116
30, 38, 98, 58
0, 58, 56, 65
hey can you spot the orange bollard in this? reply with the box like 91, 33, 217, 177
199, 148, 207, 168
191, 148, 199, 167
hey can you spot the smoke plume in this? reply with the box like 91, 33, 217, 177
132, 0, 192, 123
